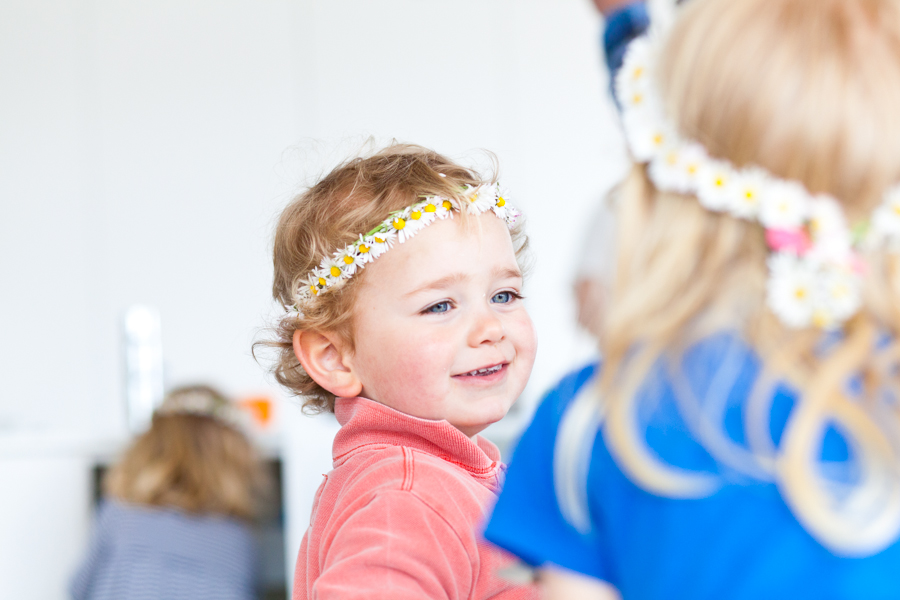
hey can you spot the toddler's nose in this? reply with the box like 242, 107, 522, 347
468, 306, 505, 347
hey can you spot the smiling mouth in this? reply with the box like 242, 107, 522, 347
456, 363, 505, 377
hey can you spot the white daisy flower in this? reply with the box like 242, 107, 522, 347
872, 185, 900, 240
767, 253, 817, 328
419, 197, 443, 218
465, 184, 497, 215
308, 271, 328, 291
616, 38, 655, 111
807, 236, 853, 270
488, 186, 512, 221
728, 167, 768, 220
366, 229, 396, 259
504, 205, 522, 228
333, 245, 367, 275
389, 214, 409, 236
408, 203, 437, 227
696, 158, 733, 212
679, 142, 707, 193
434, 197, 456, 219
808, 195, 846, 239
759, 179, 810, 230
306, 269, 332, 299
397, 209, 429, 243
284, 306, 304, 320
648, 140, 690, 193
320, 256, 347, 282
807, 196, 852, 263
820, 266, 861, 326
622, 105, 671, 163
353, 234, 376, 266
295, 280, 314, 303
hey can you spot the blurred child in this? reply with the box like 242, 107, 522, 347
262, 144, 538, 599
71, 385, 266, 600
486, 0, 900, 598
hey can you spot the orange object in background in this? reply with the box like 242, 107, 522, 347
238, 396, 274, 428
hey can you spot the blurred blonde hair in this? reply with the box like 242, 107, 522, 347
256, 143, 528, 413
104, 386, 266, 521
560, 0, 900, 556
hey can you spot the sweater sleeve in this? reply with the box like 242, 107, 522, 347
69, 502, 112, 600
313, 490, 474, 600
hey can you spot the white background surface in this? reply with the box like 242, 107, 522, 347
1, 0, 627, 597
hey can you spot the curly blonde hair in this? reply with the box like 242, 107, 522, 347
258, 143, 528, 413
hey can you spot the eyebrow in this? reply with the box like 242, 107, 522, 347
404, 266, 522, 298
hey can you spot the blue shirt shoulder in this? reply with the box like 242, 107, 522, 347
486, 336, 900, 600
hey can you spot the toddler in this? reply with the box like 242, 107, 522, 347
71, 385, 266, 600
264, 144, 539, 599
486, 0, 900, 598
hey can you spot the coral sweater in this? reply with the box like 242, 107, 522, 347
293, 397, 538, 600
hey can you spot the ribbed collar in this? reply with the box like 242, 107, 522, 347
333, 397, 503, 483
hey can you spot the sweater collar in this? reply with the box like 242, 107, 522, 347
333, 397, 502, 478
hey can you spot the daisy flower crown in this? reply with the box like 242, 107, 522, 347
616, 31, 900, 330
286, 183, 520, 317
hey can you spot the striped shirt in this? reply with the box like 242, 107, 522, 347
71, 499, 258, 600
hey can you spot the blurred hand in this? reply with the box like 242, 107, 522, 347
591, 0, 642, 16
541, 566, 621, 600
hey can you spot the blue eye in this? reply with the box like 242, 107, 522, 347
425, 301, 452, 314
492, 291, 519, 304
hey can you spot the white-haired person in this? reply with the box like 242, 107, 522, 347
485, 0, 900, 598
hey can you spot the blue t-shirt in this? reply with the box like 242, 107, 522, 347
485, 335, 900, 599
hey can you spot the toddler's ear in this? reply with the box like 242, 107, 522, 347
292, 330, 362, 399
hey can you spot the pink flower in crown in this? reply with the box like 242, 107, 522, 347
765, 228, 812, 255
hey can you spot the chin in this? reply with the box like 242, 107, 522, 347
468, 407, 512, 434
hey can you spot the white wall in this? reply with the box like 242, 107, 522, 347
1, 1, 627, 597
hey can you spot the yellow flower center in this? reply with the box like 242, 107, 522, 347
330, 265, 341, 278
374, 236, 385, 244
393, 218, 406, 230
442, 200, 452, 211
794, 287, 807, 300
632, 66, 644, 80
317, 277, 326, 287
469, 194, 478, 203
310, 285, 318, 295
652, 133, 664, 146
497, 197, 506, 207
687, 163, 698, 175
424, 204, 437, 213
410, 210, 422, 220
715, 176, 726, 188
359, 244, 370, 253
812, 310, 829, 328
893, 204, 900, 216
343, 255, 354, 265
632, 93, 643, 105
